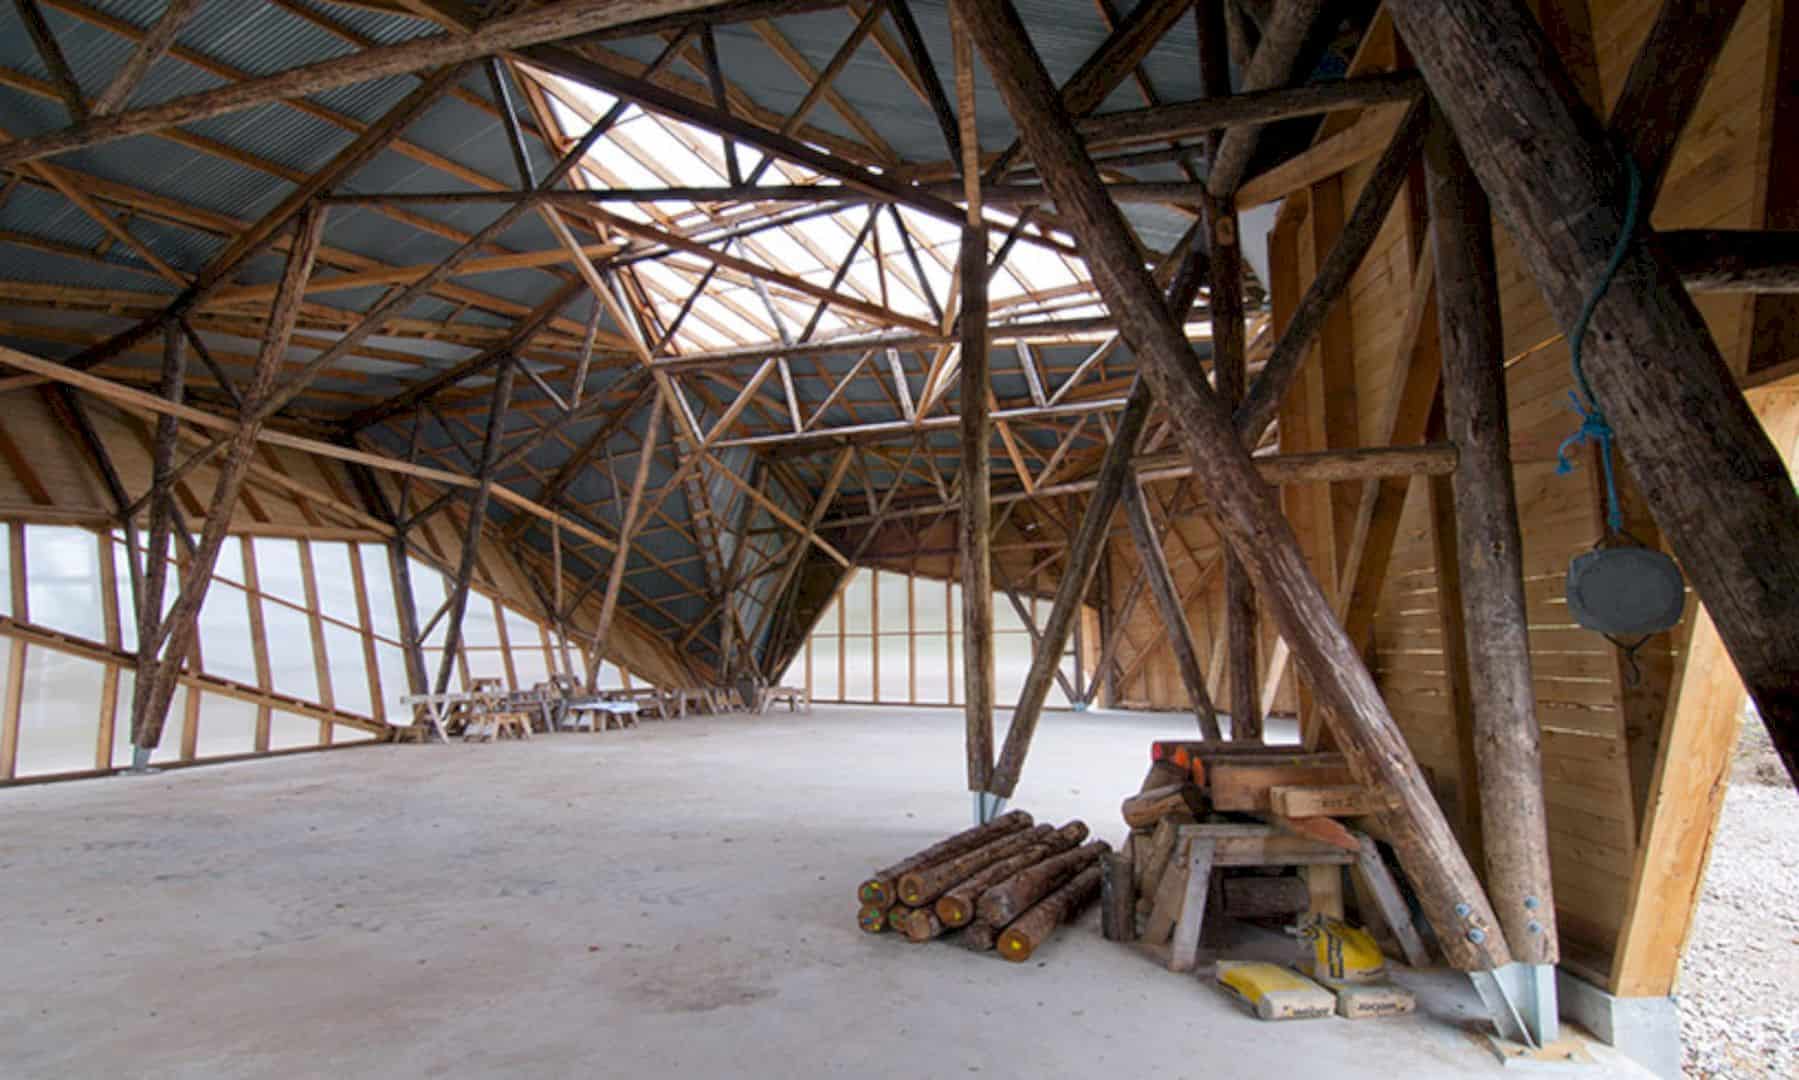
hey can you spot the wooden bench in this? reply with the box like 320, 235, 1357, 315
761, 685, 810, 714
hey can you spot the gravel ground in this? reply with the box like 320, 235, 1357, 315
1678, 718, 1799, 1078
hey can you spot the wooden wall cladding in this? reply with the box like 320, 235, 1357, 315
1265, 0, 1783, 977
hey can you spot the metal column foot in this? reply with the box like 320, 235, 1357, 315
1470, 962, 1560, 1049
972, 791, 1008, 824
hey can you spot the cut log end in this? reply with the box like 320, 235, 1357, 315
997, 926, 1037, 962
858, 879, 892, 908
857, 903, 889, 933
936, 894, 974, 928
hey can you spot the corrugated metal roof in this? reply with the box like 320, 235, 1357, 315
0, 0, 1290, 671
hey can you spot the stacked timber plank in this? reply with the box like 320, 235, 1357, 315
1106, 741, 1428, 977
857, 810, 1108, 962
1149, 740, 1378, 851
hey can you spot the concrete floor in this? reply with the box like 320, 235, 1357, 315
0, 705, 1651, 1078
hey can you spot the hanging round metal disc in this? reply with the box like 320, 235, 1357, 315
1565, 545, 1685, 637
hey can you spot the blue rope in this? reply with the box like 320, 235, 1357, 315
1556, 156, 1642, 535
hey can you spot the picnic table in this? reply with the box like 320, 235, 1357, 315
399, 678, 545, 742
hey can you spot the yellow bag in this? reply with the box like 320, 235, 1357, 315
1296, 915, 1387, 984
1215, 962, 1335, 1021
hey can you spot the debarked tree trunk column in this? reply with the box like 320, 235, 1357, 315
957, 0, 1511, 973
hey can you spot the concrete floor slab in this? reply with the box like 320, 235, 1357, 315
0, 706, 1652, 1078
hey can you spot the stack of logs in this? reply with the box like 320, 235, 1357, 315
857, 810, 1110, 962
1105, 741, 1378, 953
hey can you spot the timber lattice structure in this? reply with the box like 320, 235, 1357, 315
0, 0, 1796, 1018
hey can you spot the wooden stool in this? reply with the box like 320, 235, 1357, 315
1145, 824, 1428, 974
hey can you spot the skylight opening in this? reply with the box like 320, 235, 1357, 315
522, 68, 1105, 357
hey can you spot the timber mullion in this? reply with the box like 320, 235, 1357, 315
1, 523, 26, 778
241, 536, 274, 753
297, 539, 336, 744
347, 541, 386, 724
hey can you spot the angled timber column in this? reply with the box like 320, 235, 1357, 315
960, 0, 1511, 971
130, 207, 327, 754
343, 457, 429, 697
388, 425, 432, 700
987, 382, 1152, 798
585, 393, 665, 691
1388, 0, 1799, 789
1196, 0, 1260, 744
960, 223, 996, 799
987, 238, 1212, 793
1121, 477, 1223, 739
431, 359, 518, 695
1426, 115, 1557, 966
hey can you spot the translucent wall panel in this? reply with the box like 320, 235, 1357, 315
504, 608, 541, 650
464, 647, 508, 684
914, 577, 947, 632
594, 660, 627, 689
0, 525, 11, 616
25, 527, 104, 641
842, 570, 872, 633
913, 635, 949, 702
811, 637, 838, 700
842, 635, 873, 700
877, 571, 909, 633
14, 647, 102, 776
512, 645, 551, 690
461, 597, 501, 648
194, 694, 257, 759
358, 545, 401, 640
260, 599, 319, 701
212, 538, 246, 587
109, 668, 137, 768
877, 636, 909, 702
267, 710, 320, 751
309, 543, 360, 624
197, 584, 259, 685
410, 562, 448, 647
251, 539, 308, 606
995, 633, 1033, 704
112, 536, 137, 652
374, 642, 410, 707
322, 623, 373, 717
